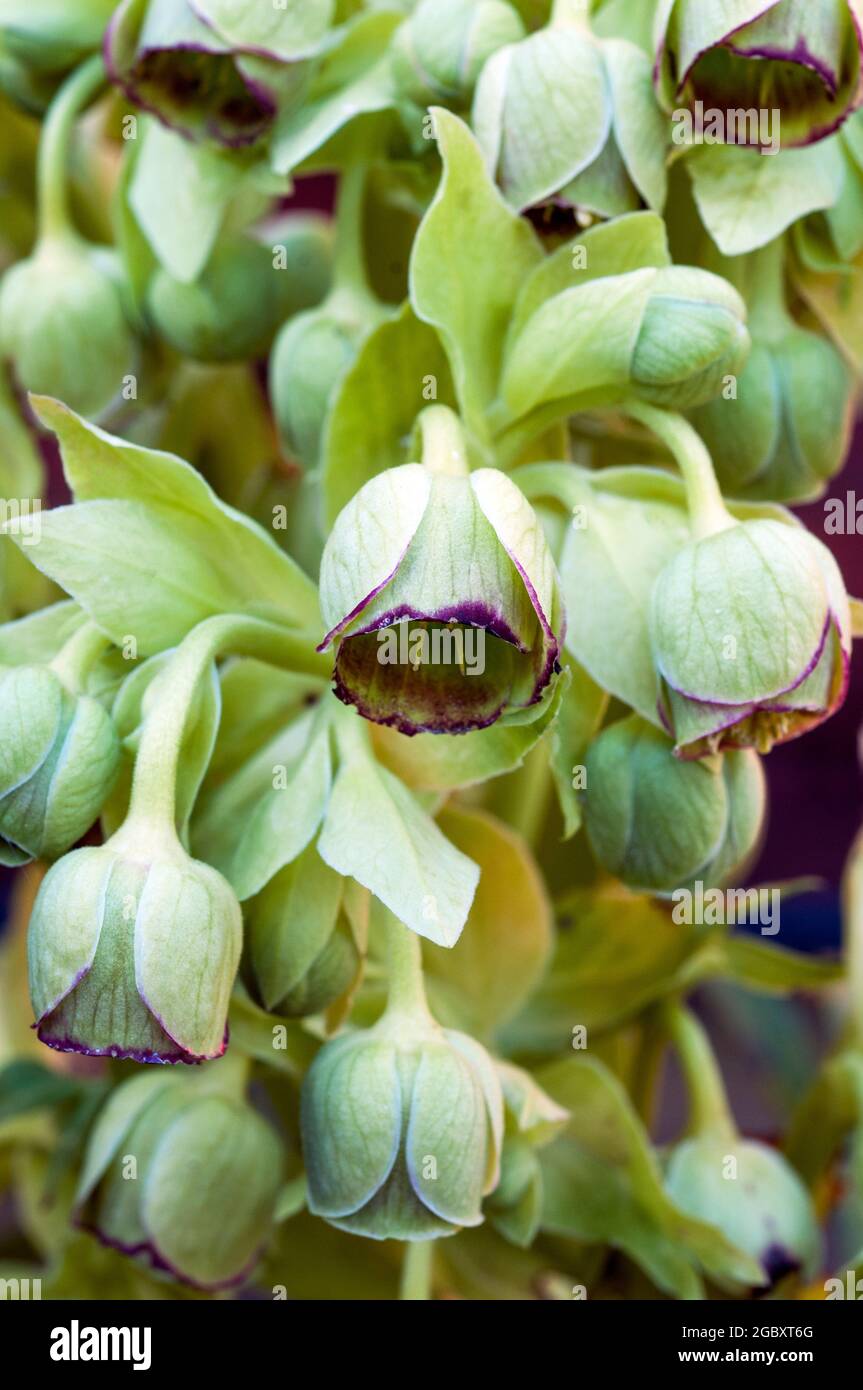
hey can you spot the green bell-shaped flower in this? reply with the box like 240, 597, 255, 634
76, 1067, 282, 1289
471, 1, 667, 215
318, 408, 563, 735
392, 0, 525, 109
650, 517, 851, 757
302, 1015, 503, 1240
0, 235, 134, 418
28, 813, 242, 1063
0, 663, 119, 865
582, 715, 765, 895
655, 0, 863, 150
666, 1136, 820, 1289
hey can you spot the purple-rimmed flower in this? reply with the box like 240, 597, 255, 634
28, 815, 241, 1064
76, 1071, 282, 1290
317, 453, 563, 737
655, 0, 863, 149
105, 0, 333, 147
649, 517, 851, 758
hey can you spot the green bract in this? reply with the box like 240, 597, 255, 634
318, 436, 563, 735
0, 663, 119, 865
301, 1016, 503, 1240
28, 816, 242, 1063
665, 1137, 820, 1290
655, 0, 863, 150
0, 236, 134, 418
392, 0, 525, 109
582, 715, 765, 895
76, 1070, 282, 1289
649, 518, 851, 757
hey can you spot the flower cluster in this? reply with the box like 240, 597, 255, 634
0, 0, 861, 1308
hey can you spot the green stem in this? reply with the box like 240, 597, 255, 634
332, 163, 372, 300
37, 54, 106, 242
381, 910, 434, 1028
551, 0, 591, 29
418, 404, 470, 477
400, 1240, 434, 1300
500, 741, 552, 849
49, 620, 113, 692
663, 1002, 736, 1141
126, 615, 328, 829
622, 400, 734, 540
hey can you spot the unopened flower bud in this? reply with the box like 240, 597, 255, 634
0, 236, 134, 418
631, 267, 749, 410
582, 715, 765, 894
392, 0, 525, 109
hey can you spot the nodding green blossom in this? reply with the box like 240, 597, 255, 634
318, 408, 563, 736
28, 815, 242, 1064
472, 0, 668, 215
0, 0, 116, 108
77, 1068, 282, 1289
650, 518, 851, 757
106, 0, 334, 147
302, 1014, 503, 1240
655, 0, 863, 150
581, 714, 766, 894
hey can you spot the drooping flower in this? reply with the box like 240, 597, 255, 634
302, 1016, 503, 1240
649, 518, 850, 757
28, 814, 242, 1063
318, 410, 563, 736
77, 1070, 282, 1289
655, 0, 863, 149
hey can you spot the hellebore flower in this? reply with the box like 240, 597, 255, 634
106, 0, 333, 147
666, 1136, 820, 1289
649, 517, 851, 757
28, 814, 242, 1063
391, 0, 525, 110
76, 1070, 282, 1289
689, 322, 854, 503
247, 857, 362, 1019
581, 715, 766, 895
0, 235, 135, 419
630, 267, 749, 410
301, 1017, 503, 1240
655, 0, 863, 149
317, 416, 563, 736
0, 663, 120, 866
472, 2, 667, 215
